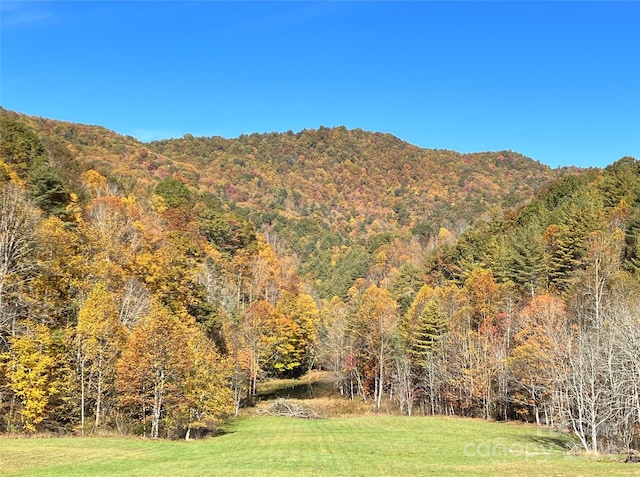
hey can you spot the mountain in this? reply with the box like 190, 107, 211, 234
9, 108, 639, 448
1, 108, 573, 301
424, 155, 640, 292
2, 107, 567, 257
148, 127, 563, 242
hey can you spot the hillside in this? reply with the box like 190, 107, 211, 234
147, 128, 562, 241
3, 107, 563, 242
2, 108, 638, 454
1, 108, 567, 299
424, 157, 640, 290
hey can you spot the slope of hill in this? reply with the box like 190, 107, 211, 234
7, 108, 638, 454
2, 108, 570, 294
3, 108, 565, 243
147, 127, 563, 243
424, 156, 640, 291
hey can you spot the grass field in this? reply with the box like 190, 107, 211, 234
1, 415, 638, 477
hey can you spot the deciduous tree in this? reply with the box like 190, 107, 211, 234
76, 282, 126, 432
351, 285, 399, 409
116, 303, 191, 438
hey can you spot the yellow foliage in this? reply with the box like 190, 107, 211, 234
151, 194, 168, 213
82, 169, 108, 197
2, 323, 59, 432
0, 160, 25, 186
438, 227, 452, 242
375, 249, 388, 264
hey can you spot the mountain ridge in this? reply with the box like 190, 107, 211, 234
2, 107, 573, 244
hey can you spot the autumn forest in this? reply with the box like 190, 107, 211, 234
0, 108, 639, 454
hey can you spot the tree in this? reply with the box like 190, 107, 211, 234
180, 329, 233, 439
118, 278, 152, 330
76, 283, 126, 433
154, 178, 192, 209
249, 236, 281, 304
240, 300, 278, 396
116, 303, 191, 438
82, 169, 110, 198
574, 229, 624, 328
388, 262, 423, 315
403, 285, 448, 360
0, 183, 40, 341
401, 285, 448, 415
608, 290, 640, 452
26, 161, 78, 222
506, 224, 546, 296
275, 290, 319, 376
544, 189, 604, 293
81, 196, 143, 291
351, 285, 399, 409
601, 157, 640, 209
508, 294, 566, 425
29, 216, 85, 328
462, 268, 500, 330
0, 117, 44, 175
197, 205, 234, 249
1, 322, 61, 432
556, 229, 636, 454
622, 211, 640, 275
134, 231, 202, 317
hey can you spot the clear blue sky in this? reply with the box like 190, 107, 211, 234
1, 1, 639, 168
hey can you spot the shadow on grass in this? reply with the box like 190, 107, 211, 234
216, 421, 241, 436
504, 429, 578, 457
255, 373, 337, 402
523, 434, 572, 450
258, 381, 322, 401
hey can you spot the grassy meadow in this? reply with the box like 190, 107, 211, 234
1, 415, 638, 477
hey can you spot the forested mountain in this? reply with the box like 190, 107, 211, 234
1, 108, 638, 454
1, 108, 566, 300
148, 128, 558, 241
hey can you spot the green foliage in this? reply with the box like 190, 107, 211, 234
0, 117, 44, 175
313, 246, 373, 300
387, 262, 423, 314
402, 285, 447, 363
367, 232, 397, 253
428, 160, 640, 297
623, 211, 640, 274
505, 224, 546, 295
602, 156, 640, 208
196, 202, 256, 254
155, 178, 193, 208
197, 206, 229, 242
27, 163, 72, 218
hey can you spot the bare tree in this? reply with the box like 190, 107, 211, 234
118, 278, 152, 329
0, 183, 40, 341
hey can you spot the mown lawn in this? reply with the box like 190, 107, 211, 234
1, 415, 637, 477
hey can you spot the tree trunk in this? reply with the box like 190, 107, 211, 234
376, 342, 384, 410
151, 369, 165, 439
94, 350, 104, 430
80, 360, 85, 435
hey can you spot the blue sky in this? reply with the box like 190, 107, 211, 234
1, 1, 639, 168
